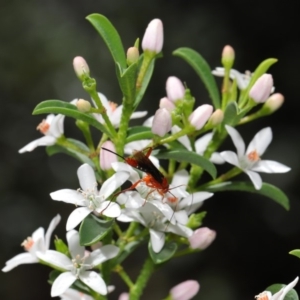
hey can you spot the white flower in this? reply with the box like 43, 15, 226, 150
212, 67, 252, 90
92, 93, 147, 127
50, 163, 129, 230
38, 230, 119, 297
19, 114, 65, 153
220, 125, 291, 190
255, 277, 298, 300
2, 215, 61, 272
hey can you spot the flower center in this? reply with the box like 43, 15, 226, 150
247, 150, 260, 162
77, 185, 102, 210
255, 292, 270, 300
36, 119, 50, 134
108, 101, 118, 112
21, 237, 34, 251
71, 254, 92, 277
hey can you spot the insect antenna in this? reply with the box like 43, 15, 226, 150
101, 147, 126, 160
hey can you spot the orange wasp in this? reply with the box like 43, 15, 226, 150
101, 147, 177, 203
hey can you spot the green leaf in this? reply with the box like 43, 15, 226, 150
148, 241, 178, 264
134, 56, 155, 108
289, 250, 300, 259
79, 214, 114, 246
33, 100, 111, 137
117, 61, 138, 104
48, 270, 61, 284
187, 211, 207, 229
223, 101, 240, 125
46, 139, 95, 167
206, 182, 289, 210
125, 126, 154, 143
155, 149, 217, 179
86, 14, 127, 69
266, 283, 299, 300
173, 47, 220, 108
54, 239, 69, 256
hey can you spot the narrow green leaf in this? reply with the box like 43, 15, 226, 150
289, 250, 300, 259
79, 214, 114, 246
46, 144, 95, 167
86, 14, 126, 69
134, 56, 155, 108
117, 61, 138, 104
206, 182, 289, 210
155, 149, 217, 179
173, 47, 220, 108
33, 100, 111, 137
125, 126, 154, 143
148, 241, 178, 264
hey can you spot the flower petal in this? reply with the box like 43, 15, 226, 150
172, 125, 191, 150
45, 214, 61, 250
51, 272, 76, 297
149, 229, 165, 253
131, 111, 148, 119
87, 245, 120, 266
77, 164, 97, 191
66, 207, 91, 231
251, 160, 291, 173
246, 127, 272, 156
225, 125, 245, 158
67, 230, 85, 258
244, 170, 262, 190
38, 250, 71, 270
174, 210, 189, 225
111, 162, 140, 183
48, 114, 65, 137
79, 271, 107, 295
18, 136, 56, 153
2, 253, 37, 272
50, 189, 87, 206
273, 276, 299, 300
210, 152, 226, 164
220, 151, 241, 168
171, 169, 189, 187
99, 171, 129, 199
96, 201, 121, 218
125, 140, 152, 154
195, 132, 213, 154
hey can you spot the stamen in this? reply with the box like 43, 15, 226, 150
36, 119, 50, 134
21, 237, 34, 251
108, 101, 118, 112
247, 150, 260, 162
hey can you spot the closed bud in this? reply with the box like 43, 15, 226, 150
170, 280, 200, 300
100, 141, 118, 171
166, 76, 185, 102
188, 227, 216, 249
188, 105, 213, 130
159, 97, 175, 112
76, 99, 91, 112
152, 108, 172, 137
127, 46, 139, 65
263, 93, 284, 112
142, 19, 164, 53
73, 56, 90, 80
208, 109, 224, 126
249, 74, 274, 103
221, 45, 235, 69
118, 293, 129, 300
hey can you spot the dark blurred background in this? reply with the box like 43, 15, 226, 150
1, 1, 300, 299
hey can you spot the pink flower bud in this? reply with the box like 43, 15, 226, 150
188, 227, 216, 249
100, 141, 118, 170
76, 99, 91, 112
208, 109, 224, 125
73, 56, 90, 79
118, 293, 129, 300
264, 93, 284, 112
170, 280, 200, 300
166, 76, 185, 102
249, 74, 274, 103
127, 46, 139, 65
152, 108, 172, 137
188, 105, 213, 130
221, 45, 235, 68
142, 19, 164, 53
159, 97, 175, 112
